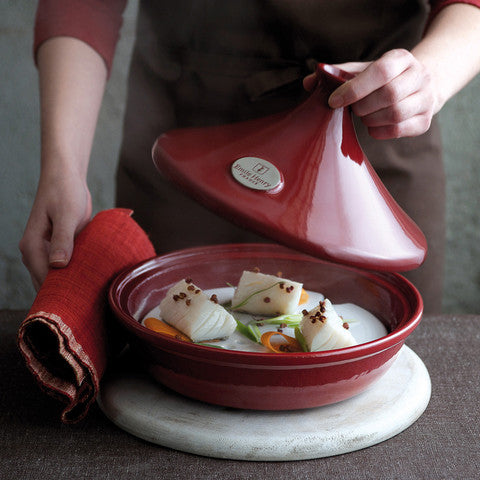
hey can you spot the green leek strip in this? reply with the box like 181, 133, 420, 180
294, 327, 309, 352
235, 319, 262, 343
195, 343, 226, 349
230, 282, 282, 310
251, 313, 302, 327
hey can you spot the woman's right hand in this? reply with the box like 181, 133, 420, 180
19, 165, 92, 291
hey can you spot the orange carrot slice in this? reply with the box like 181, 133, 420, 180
299, 288, 309, 305
260, 331, 302, 353
144, 317, 191, 342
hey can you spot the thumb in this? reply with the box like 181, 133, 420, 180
48, 221, 76, 268
303, 72, 319, 92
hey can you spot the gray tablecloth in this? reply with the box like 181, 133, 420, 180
1, 310, 479, 479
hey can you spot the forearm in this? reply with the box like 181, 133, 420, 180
37, 36, 107, 180
412, 3, 480, 113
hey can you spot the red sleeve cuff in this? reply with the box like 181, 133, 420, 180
428, 0, 480, 25
34, 0, 127, 76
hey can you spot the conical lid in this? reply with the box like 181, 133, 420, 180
152, 64, 427, 271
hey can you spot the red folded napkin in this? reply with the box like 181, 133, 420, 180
18, 208, 156, 423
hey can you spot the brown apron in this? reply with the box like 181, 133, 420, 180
116, 0, 445, 313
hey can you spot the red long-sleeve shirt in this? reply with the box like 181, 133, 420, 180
33, 0, 480, 75
34, 0, 127, 73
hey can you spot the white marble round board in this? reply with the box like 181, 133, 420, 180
97, 345, 431, 461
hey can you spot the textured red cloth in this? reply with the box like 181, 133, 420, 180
18, 209, 155, 423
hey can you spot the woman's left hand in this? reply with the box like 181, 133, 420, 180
303, 49, 439, 140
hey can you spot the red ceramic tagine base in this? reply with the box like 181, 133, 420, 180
108, 243, 424, 413
152, 63, 427, 272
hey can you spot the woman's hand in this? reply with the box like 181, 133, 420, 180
19, 165, 92, 290
304, 49, 439, 140
304, 4, 480, 140
20, 37, 107, 290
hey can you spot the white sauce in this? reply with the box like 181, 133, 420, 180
140, 287, 387, 352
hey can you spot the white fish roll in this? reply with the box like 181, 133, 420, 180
231, 271, 303, 315
300, 299, 357, 351
159, 279, 236, 342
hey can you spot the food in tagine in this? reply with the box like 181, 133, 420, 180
158, 279, 236, 342
231, 270, 303, 315
300, 299, 357, 351
142, 270, 370, 353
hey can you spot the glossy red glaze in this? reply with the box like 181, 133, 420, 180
152, 63, 427, 272
109, 244, 423, 410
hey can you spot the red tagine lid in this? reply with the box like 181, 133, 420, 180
152, 63, 427, 272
